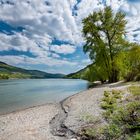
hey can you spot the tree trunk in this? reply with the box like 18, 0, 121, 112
109, 69, 119, 83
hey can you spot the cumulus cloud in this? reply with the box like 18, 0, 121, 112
51, 44, 75, 54
120, 0, 140, 43
0, 0, 80, 43
0, 33, 49, 57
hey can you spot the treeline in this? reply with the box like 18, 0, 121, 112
0, 73, 31, 79
0, 74, 9, 79
79, 45, 140, 83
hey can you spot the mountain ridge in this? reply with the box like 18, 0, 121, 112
0, 61, 65, 79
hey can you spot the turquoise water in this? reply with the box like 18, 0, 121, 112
0, 79, 88, 114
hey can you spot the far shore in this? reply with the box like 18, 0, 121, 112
0, 81, 139, 140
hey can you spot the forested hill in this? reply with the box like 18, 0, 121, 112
66, 64, 94, 82
66, 66, 88, 79
0, 61, 64, 79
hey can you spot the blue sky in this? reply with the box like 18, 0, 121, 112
0, 0, 140, 74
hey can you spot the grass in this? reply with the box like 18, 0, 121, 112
128, 86, 140, 96
124, 81, 140, 85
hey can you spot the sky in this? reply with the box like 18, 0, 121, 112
0, 0, 140, 74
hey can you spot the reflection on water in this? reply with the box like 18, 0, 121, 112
0, 79, 88, 114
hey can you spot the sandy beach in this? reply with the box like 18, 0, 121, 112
0, 83, 130, 140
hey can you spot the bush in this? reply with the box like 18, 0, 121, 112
112, 90, 122, 99
79, 88, 140, 140
103, 124, 122, 140
102, 89, 140, 139
101, 90, 121, 112
128, 132, 140, 140
111, 102, 140, 131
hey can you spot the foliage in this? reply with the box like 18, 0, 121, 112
67, 6, 140, 83
128, 86, 140, 96
128, 132, 140, 140
80, 127, 103, 140
125, 45, 140, 81
80, 87, 140, 140
82, 6, 130, 83
0, 74, 9, 79
102, 88, 140, 140
101, 90, 121, 112
103, 123, 122, 140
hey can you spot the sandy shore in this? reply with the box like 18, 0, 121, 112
0, 83, 130, 140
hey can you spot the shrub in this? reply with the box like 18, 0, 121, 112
79, 88, 140, 140
101, 90, 121, 111
103, 124, 122, 140
112, 90, 122, 99
110, 102, 140, 136
128, 132, 140, 140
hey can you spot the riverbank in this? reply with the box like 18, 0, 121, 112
0, 82, 137, 140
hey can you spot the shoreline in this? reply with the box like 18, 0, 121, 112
0, 86, 89, 116
0, 103, 57, 116
0, 82, 133, 140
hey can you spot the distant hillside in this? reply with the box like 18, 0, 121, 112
0, 61, 64, 79
66, 66, 88, 79
66, 64, 94, 81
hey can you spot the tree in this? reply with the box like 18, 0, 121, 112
129, 44, 140, 71
126, 44, 140, 81
82, 6, 129, 83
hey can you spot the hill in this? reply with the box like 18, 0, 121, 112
0, 61, 64, 79
66, 64, 94, 81
66, 66, 88, 79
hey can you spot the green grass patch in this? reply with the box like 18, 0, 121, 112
101, 90, 122, 112
80, 114, 100, 123
128, 86, 140, 96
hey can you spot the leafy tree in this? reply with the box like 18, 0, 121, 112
125, 44, 140, 81
82, 6, 129, 83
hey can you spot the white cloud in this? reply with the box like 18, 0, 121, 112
51, 44, 75, 54
0, 33, 49, 57
51, 53, 60, 58
0, 55, 77, 67
0, 0, 80, 44
120, 1, 140, 43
